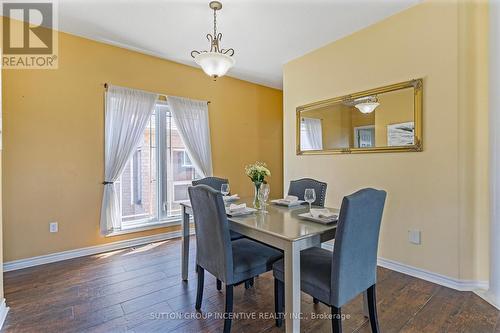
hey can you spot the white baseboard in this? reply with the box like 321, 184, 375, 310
0, 299, 9, 330
377, 257, 489, 291
4, 229, 194, 272
320, 243, 488, 292
474, 289, 500, 310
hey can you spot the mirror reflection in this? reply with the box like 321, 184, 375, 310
297, 79, 422, 154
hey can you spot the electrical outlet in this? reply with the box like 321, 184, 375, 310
49, 222, 58, 233
408, 229, 421, 245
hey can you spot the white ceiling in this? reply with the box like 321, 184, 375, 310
57, 0, 420, 89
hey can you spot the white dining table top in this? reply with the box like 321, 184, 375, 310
181, 197, 339, 242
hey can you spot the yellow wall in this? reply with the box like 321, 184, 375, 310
304, 106, 352, 149
0, 65, 4, 300
0, 157, 3, 300
283, 0, 488, 281
2, 30, 283, 261
374, 88, 414, 146
457, 0, 490, 283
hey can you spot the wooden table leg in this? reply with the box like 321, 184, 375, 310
284, 241, 301, 332
181, 205, 190, 281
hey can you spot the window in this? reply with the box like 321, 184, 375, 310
353, 125, 375, 148
300, 117, 323, 150
116, 103, 201, 229
132, 150, 142, 205
300, 121, 312, 150
181, 151, 193, 167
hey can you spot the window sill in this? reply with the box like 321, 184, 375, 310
106, 218, 190, 237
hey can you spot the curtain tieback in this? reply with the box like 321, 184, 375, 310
102, 181, 114, 185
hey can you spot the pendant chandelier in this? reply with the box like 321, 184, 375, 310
191, 1, 235, 79
354, 96, 380, 114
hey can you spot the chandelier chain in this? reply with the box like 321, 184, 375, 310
190, 1, 235, 61
213, 8, 217, 37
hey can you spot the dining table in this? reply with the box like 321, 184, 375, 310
180, 197, 339, 333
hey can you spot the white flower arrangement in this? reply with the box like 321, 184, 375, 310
245, 162, 271, 183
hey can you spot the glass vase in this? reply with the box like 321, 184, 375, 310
253, 181, 262, 209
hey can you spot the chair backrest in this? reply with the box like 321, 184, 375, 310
330, 188, 387, 307
288, 178, 327, 206
188, 185, 233, 283
192, 177, 229, 192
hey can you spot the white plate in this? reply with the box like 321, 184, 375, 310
226, 207, 257, 217
223, 195, 240, 202
271, 199, 305, 207
298, 212, 338, 224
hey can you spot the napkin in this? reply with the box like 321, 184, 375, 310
310, 208, 336, 219
223, 194, 239, 201
281, 195, 299, 204
228, 203, 247, 213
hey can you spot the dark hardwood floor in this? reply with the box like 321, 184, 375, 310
2, 236, 499, 333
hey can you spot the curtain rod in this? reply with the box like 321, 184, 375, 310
301, 117, 323, 121
103, 83, 211, 104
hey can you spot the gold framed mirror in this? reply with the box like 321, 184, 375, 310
296, 79, 423, 155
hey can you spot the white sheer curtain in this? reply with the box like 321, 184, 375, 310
168, 96, 213, 177
301, 117, 323, 150
100, 85, 158, 235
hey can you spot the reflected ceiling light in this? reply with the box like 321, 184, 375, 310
354, 96, 380, 114
191, 1, 235, 79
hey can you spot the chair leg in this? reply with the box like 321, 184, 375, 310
223, 285, 234, 333
195, 265, 204, 310
313, 297, 319, 304
217, 279, 222, 291
274, 278, 284, 327
331, 306, 342, 333
244, 278, 254, 289
367, 284, 380, 333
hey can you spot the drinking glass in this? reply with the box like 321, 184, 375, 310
258, 183, 271, 213
221, 183, 230, 196
304, 188, 316, 213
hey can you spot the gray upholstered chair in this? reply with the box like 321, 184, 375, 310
188, 185, 283, 333
191, 177, 247, 290
192, 177, 244, 241
288, 178, 328, 206
273, 188, 387, 333
192, 176, 228, 191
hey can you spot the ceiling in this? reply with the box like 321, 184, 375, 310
56, 0, 420, 89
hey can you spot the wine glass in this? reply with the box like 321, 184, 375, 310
258, 183, 271, 213
304, 188, 316, 214
221, 183, 230, 196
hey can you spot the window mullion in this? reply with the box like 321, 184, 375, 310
167, 111, 173, 217
156, 108, 163, 220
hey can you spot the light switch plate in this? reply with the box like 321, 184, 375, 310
49, 222, 58, 233
408, 229, 421, 245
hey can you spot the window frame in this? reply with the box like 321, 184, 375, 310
181, 150, 193, 167
132, 149, 143, 205
118, 101, 199, 232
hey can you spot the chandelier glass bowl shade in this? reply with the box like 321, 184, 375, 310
353, 96, 380, 114
193, 52, 235, 78
191, 1, 235, 79
355, 101, 380, 114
